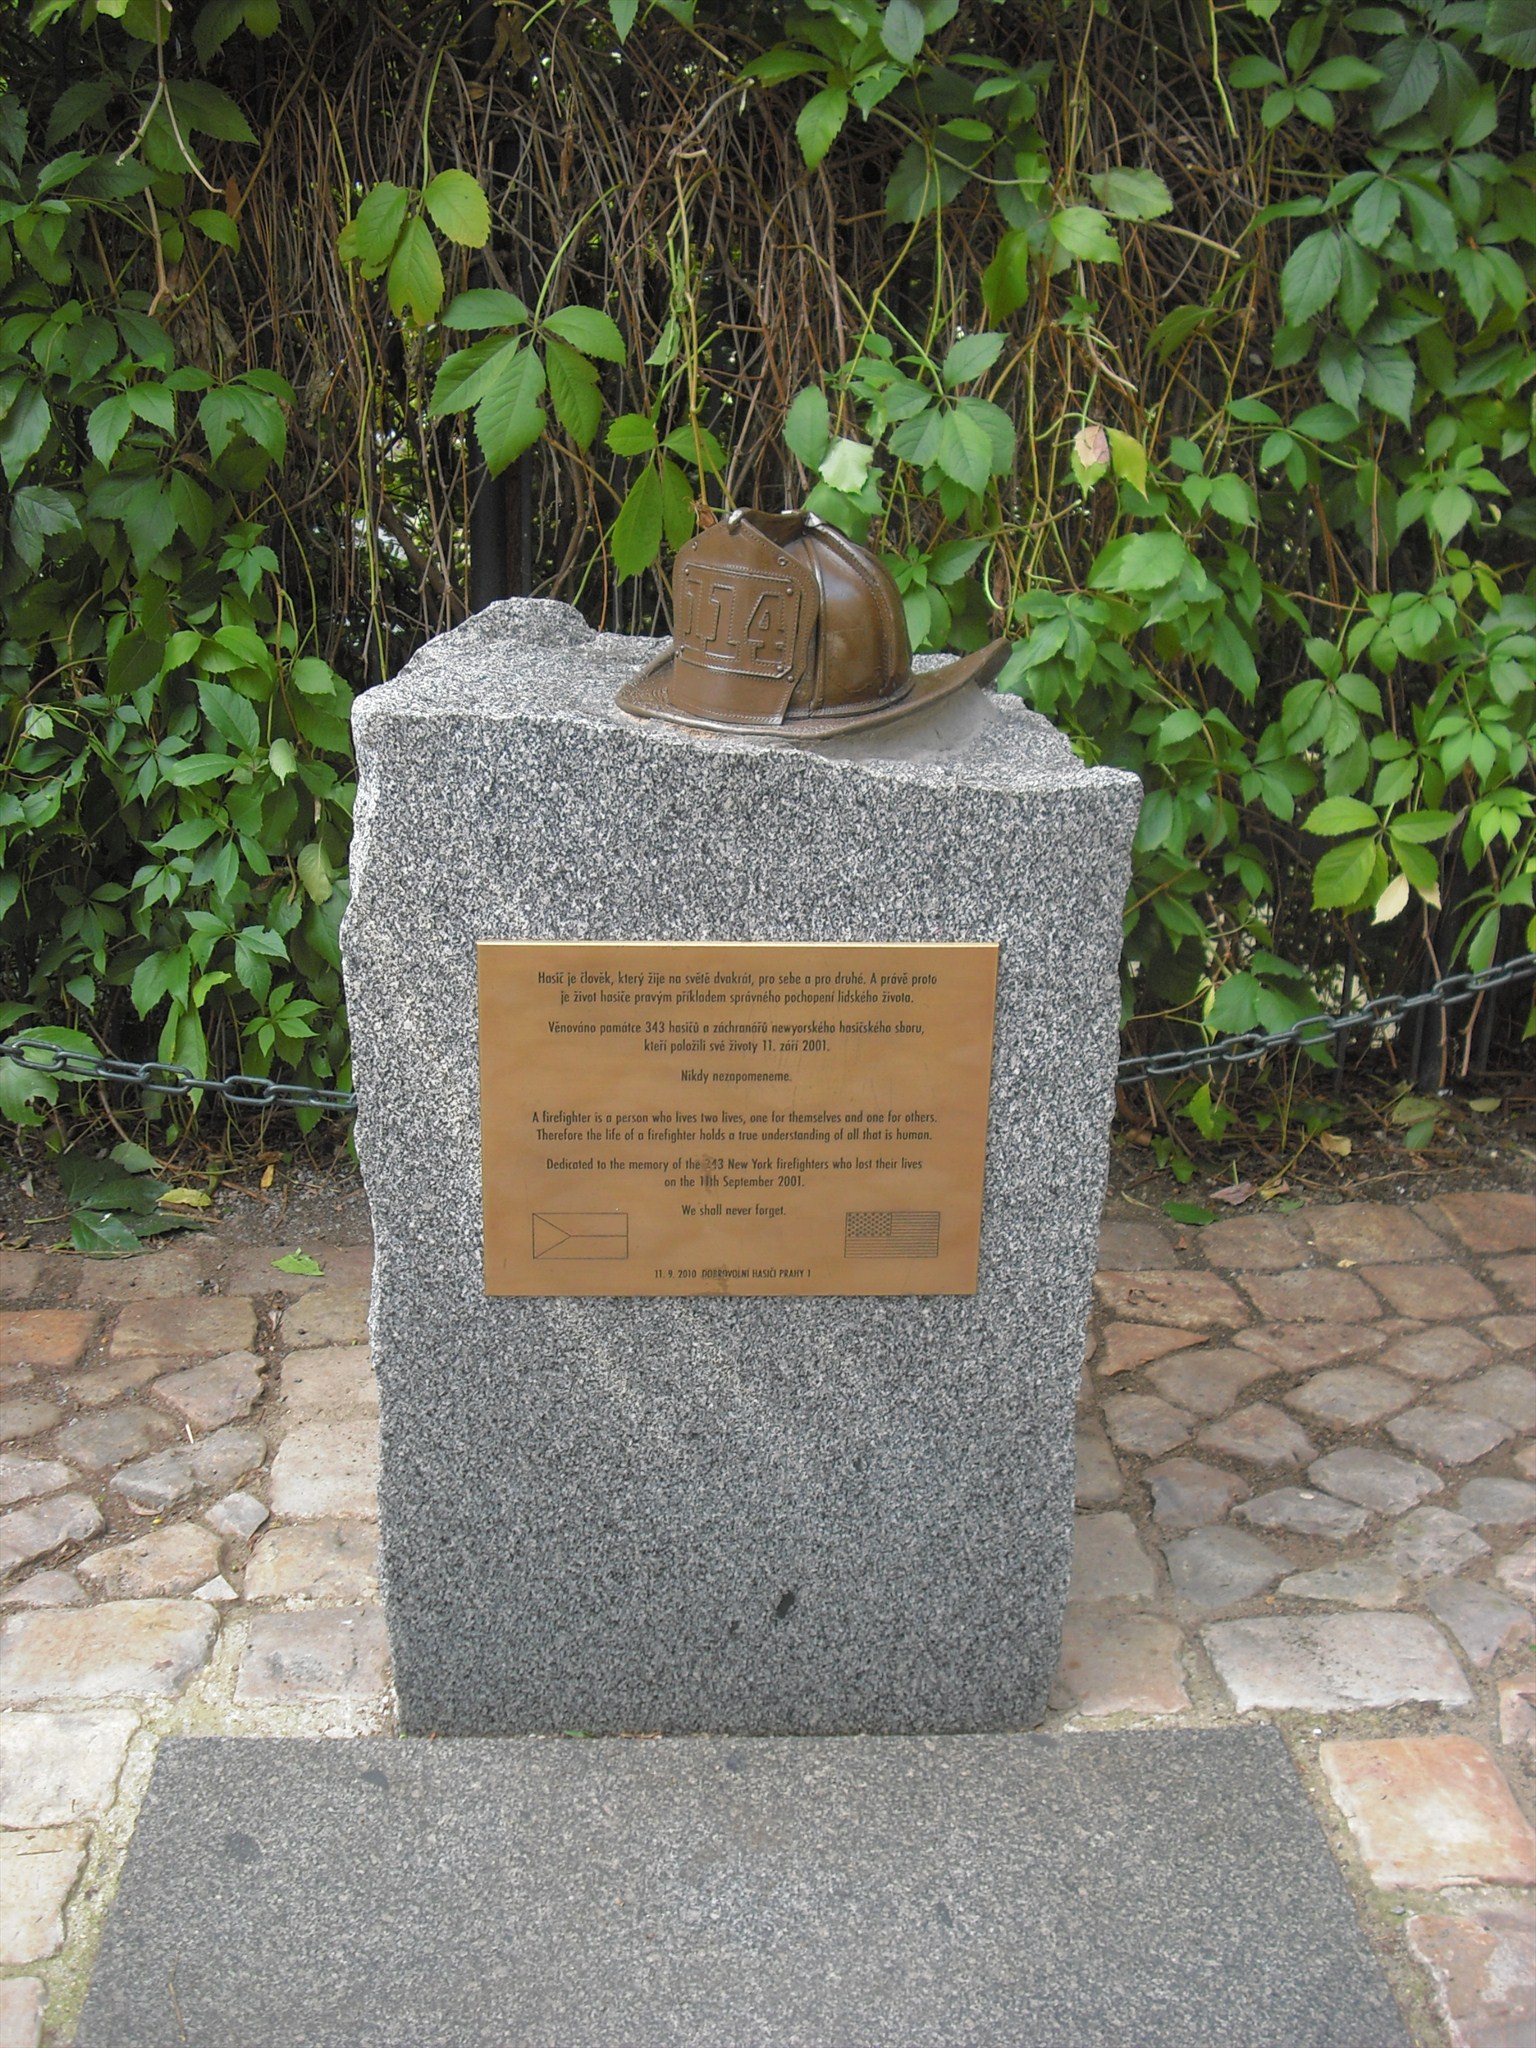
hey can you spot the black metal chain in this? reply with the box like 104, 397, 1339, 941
2, 952, 1532, 1111
1117, 951, 1536, 1086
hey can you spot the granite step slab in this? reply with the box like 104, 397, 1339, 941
76, 1728, 1406, 2048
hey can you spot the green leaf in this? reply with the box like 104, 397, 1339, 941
785, 386, 831, 467
1088, 167, 1173, 221
611, 465, 663, 578
290, 656, 340, 697
1304, 795, 1379, 836
1049, 206, 1120, 263
188, 207, 240, 251
1312, 834, 1378, 907
350, 181, 409, 272
1279, 230, 1340, 323
606, 412, 658, 457
1373, 35, 1441, 128
1361, 349, 1414, 425
441, 288, 530, 330
272, 1249, 326, 1275
422, 168, 490, 248
881, 0, 925, 64
0, 385, 49, 486
130, 946, 191, 1017
935, 408, 992, 493
296, 841, 333, 904
819, 437, 873, 492
1106, 428, 1147, 497
1163, 1201, 1218, 1226
110, 1140, 158, 1174
982, 227, 1034, 319
543, 337, 602, 449
542, 305, 626, 363
610, 0, 639, 40
1087, 529, 1191, 593
428, 334, 521, 416
1484, 0, 1536, 65
473, 344, 547, 475
796, 86, 849, 169
71, 1210, 144, 1256
941, 331, 1005, 387
1429, 484, 1474, 543
658, 456, 695, 552
387, 217, 444, 323
198, 680, 260, 754
8, 484, 78, 571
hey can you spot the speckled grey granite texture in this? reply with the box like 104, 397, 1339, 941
343, 598, 1139, 1736
75, 1729, 1407, 2047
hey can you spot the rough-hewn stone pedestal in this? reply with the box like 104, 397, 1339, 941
343, 599, 1138, 1735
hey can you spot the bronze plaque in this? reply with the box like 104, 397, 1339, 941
478, 942, 999, 1297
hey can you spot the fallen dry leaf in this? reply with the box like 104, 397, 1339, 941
1209, 1181, 1255, 1207
1317, 1131, 1352, 1157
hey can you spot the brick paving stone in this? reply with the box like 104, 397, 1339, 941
1458, 1477, 1536, 1529
0, 1456, 71, 1507
1388, 1404, 1514, 1466
193, 1573, 237, 1604
218, 1242, 374, 1297
0, 1251, 41, 1300
0, 1599, 217, 1702
1092, 1270, 1249, 1331
1236, 1487, 1369, 1541
1309, 1448, 1443, 1514
149, 1352, 263, 1431
1101, 1393, 1194, 1458
1145, 1348, 1270, 1416
1480, 1312, 1536, 1353
68, 1245, 210, 1303
1277, 1562, 1407, 1608
109, 1425, 265, 1511
1234, 1321, 1387, 1371
1379, 1325, 1492, 1383
1518, 1446, 1536, 1479
1374, 1505, 1489, 1579
1285, 1365, 1416, 1429
53, 1407, 176, 1473
244, 1520, 380, 1604
278, 1286, 370, 1351
1442, 1364, 1536, 1434
58, 1356, 167, 1407
0, 1312, 98, 1371
0, 1494, 103, 1578
1320, 1736, 1536, 1887
1237, 1268, 1382, 1324
0, 1572, 85, 1609
1164, 1526, 1287, 1617
278, 1345, 378, 1421
1068, 1513, 1155, 1605
1195, 1403, 1314, 1470
1204, 1614, 1472, 1711
1426, 1580, 1535, 1670
1496, 1539, 1536, 1602
204, 1490, 270, 1542
0, 1824, 88, 1964
0, 1366, 33, 1391
1143, 1458, 1246, 1530
0, 1975, 44, 2048
76, 1523, 222, 1599
1052, 1610, 1190, 1717
109, 1294, 256, 1361
0, 1400, 63, 1445
1095, 1221, 1181, 1269
1073, 1420, 1123, 1507
1407, 1899, 1536, 2048
1486, 1252, 1536, 1309
1304, 1202, 1445, 1265
269, 1418, 380, 1520
1094, 1321, 1206, 1377
0, 1710, 137, 1826
1365, 1263, 1500, 1321
1499, 1673, 1536, 1753
1435, 1190, 1536, 1255
234, 1606, 390, 1702
1196, 1215, 1306, 1271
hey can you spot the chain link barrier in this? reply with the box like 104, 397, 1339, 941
2, 953, 1533, 1112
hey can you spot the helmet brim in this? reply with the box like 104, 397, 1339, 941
615, 638, 1010, 739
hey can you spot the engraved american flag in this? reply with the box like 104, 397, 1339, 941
844, 1210, 941, 1259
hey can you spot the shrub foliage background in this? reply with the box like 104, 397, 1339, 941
1, 0, 1533, 1134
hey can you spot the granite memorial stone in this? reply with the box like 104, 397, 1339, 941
343, 596, 1138, 1734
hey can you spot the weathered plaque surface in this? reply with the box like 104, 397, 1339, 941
479, 941, 998, 1297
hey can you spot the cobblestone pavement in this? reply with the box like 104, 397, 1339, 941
0, 1193, 1532, 2047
